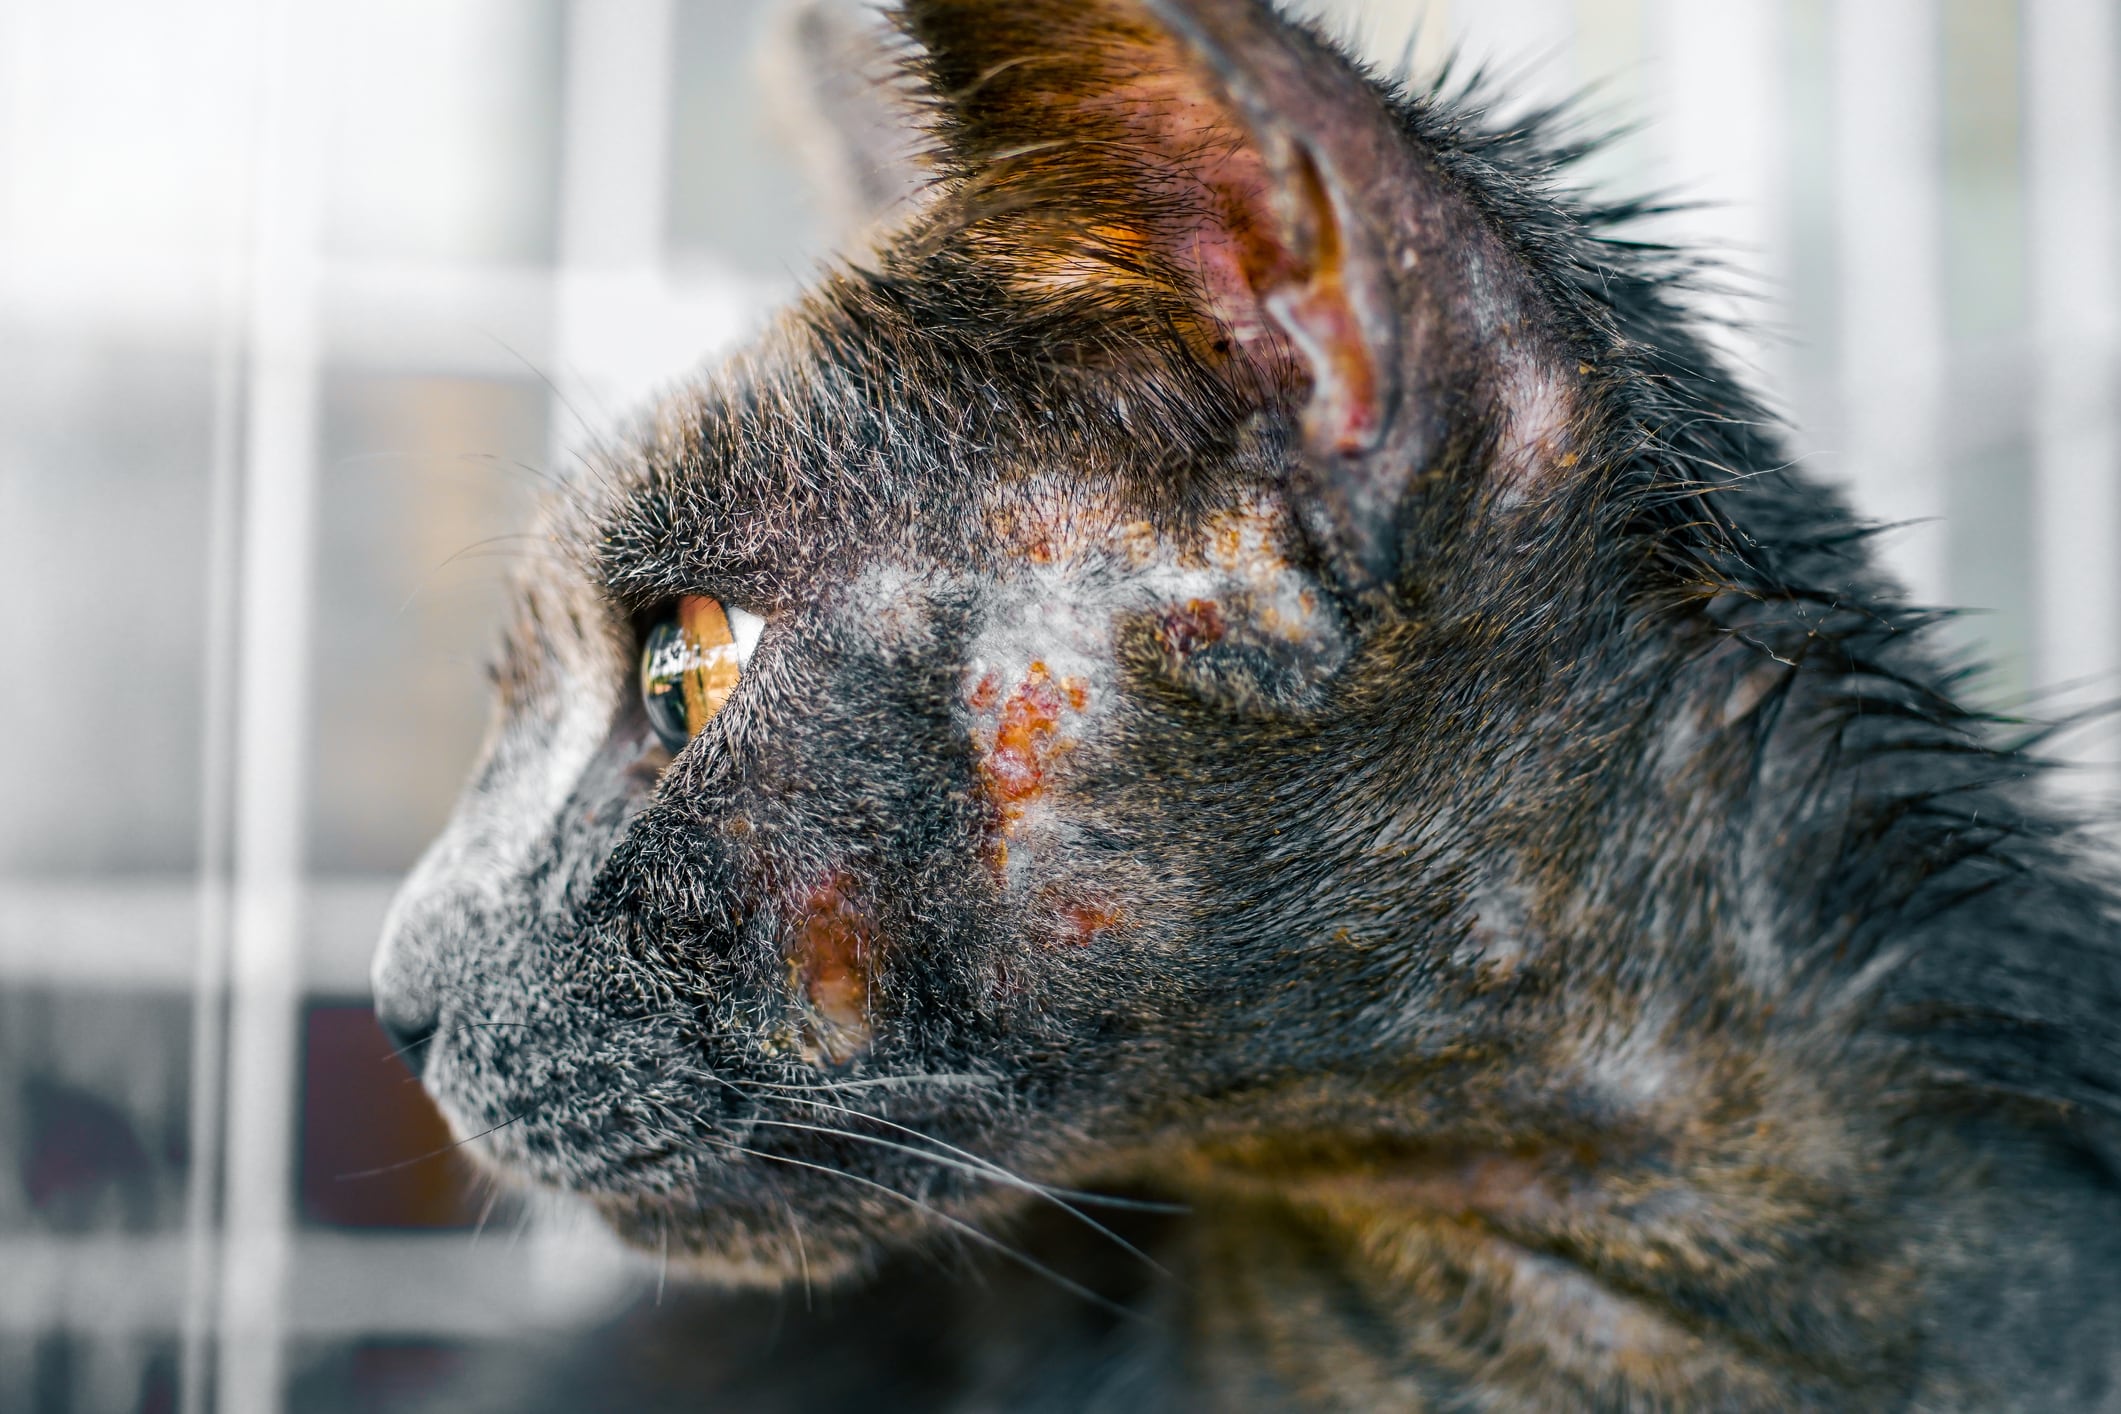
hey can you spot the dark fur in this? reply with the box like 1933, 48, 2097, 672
374, 2, 2121, 1406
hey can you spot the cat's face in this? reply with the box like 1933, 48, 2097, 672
374, 0, 1602, 1280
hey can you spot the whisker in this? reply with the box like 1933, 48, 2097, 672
802, 1106, 1186, 1212
742, 1073, 996, 1097
782, 1200, 814, 1311
482, 332, 606, 452
469, 1181, 503, 1247
616, 1033, 1183, 1290
677, 1055, 1179, 1276
697, 1134, 1140, 1321
658, 1223, 671, 1307
741, 1115, 1172, 1279
765, 1082, 1188, 1218
434, 533, 563, 570
333, 1111, 526, 1181
376, 1016, 541, 1068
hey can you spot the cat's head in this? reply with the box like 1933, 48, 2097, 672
374, 0, 1683, 1281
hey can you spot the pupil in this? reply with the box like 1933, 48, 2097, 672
640, 620, 695, 755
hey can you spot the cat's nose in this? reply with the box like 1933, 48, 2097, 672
373, 887, 446, 1083
377, 1006, 440, 1082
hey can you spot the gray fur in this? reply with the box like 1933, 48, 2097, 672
374, 1, 2121, 1406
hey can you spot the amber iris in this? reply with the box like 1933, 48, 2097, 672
640, 596, 742, 754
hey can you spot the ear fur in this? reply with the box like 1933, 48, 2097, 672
897, 0, 1581, 592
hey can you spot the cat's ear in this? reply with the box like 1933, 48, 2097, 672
899, 0, 1579, 591
764, 0, 930, 243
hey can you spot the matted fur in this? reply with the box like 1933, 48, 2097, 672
374, 2, 2121, 1407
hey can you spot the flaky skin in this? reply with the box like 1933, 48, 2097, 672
374, 2, 2121, 1407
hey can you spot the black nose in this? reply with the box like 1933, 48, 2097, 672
378, 1010, 440, 1082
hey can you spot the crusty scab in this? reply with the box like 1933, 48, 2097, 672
785, 870, 878, 1067
960, 481, 1344, 889
968, 659, 1091, 859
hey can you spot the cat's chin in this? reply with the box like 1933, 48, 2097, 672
592, 1191, 881, 1291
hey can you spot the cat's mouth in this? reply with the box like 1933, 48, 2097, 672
423, 1025, 1019, 1223
504, 1109, 1053, 1289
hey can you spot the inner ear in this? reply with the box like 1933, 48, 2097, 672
904, 0, 1389, 443
902, 0, 1583, 592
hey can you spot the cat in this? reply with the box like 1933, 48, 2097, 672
372, 0, 2121, 1407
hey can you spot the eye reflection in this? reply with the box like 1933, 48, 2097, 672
640, 596, 752, 755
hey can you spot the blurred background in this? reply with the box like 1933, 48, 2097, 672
1, 0, 2116, 1409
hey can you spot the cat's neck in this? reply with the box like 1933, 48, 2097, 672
1168, 1123, 2121, 1410
1150, 594, 2121, 1410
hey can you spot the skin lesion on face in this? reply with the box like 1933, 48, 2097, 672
966, 659, 1093, 870
955, 486, 1348, 927
984, 484, 1338, 675
1037, 886, 1128, 949
783, 871, 879, 1067
1157, 597, 1228, 657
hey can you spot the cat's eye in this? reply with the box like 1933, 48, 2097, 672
640, 596, 765, 755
